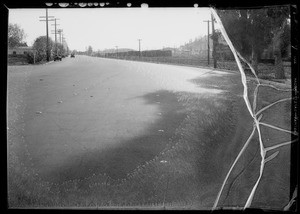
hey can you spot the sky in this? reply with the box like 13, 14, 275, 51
9, 7, 212, 52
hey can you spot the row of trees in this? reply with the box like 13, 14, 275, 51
32, 36, 69, 62
8, 23, 27, 48
8, 23, 69, 63
217, 6, 291, 79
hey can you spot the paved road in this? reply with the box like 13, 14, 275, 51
8, 55, 292, 208
18, 56, 223, 182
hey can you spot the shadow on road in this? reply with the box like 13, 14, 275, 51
44, 90, 187, 183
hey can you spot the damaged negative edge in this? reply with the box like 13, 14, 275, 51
210, 6, 298, 210
289, 4, 299, 211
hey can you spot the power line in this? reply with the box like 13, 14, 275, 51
203, 19, 211, 65
61, 31, 64, 44
211, 14, 217, 68
51, 18, 59, 43
51, 18, 60, 55
39, 8, 55, 61
57, 29, 63, 44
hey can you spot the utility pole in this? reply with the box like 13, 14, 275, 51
57, 29, 63, 55
39, 8, 54, 61
61, 32, 64, 44
115, 46, 118, 58
138, 39, 142, 58
51, 18, 60, 55
62, 36, 67, 55
62, 36, 66, 48
61, 31, 65, 55
203, 20, 211, 65
211, 14, 217, 68
57, 29, 63, 44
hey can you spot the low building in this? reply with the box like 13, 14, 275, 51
8, 46, 37, 65
8, 46, 36, 55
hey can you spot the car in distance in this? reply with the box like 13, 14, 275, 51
54, 54, 62, 61
71, 53, 75, 58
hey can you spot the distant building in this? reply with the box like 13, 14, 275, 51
162, 47, 177, 55
8, 46, 37, 65
8, 46, 36, 55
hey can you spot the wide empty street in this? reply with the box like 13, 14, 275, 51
15, 56, 221, 181
8, 55, 292, 208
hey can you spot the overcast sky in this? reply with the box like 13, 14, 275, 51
9, 7, 212, 51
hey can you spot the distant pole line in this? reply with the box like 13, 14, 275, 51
45, 9, 49, 61
57, 29, 63, 44
115, 46, 118, 58
51, 18, 60, 55
59, 30, 62, 44
203, 20, 211, 65
138, 39, 142, 58
39, 8, 54, 61
211, 13, 217, 68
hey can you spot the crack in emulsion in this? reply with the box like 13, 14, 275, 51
210, 8, 298, 210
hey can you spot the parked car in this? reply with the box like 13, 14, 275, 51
71, 53, 75, 58
54, 55, 62, 61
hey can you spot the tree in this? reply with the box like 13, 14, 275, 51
33, 36, 54, 62
267, 6, 290, 79
217, 9, 273, 72
86, 45, 93, 56
8, 23, 27, 48
217, 7, 290, 79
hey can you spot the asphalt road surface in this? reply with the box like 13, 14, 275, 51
18, 56, 221, 182
8, 55, 292, 208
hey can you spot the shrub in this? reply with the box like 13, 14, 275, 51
26, 53, 35, 64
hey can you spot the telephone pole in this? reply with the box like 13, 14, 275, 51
62, 35, 66, 45
138, 39, 142, 58
57, 29, 63, 44
51, 18, 60, 55
115, 46, 118, 58
203, 19, 211, 65
62, 35, 67, 55
39, 8, 54, 61
53, 29, 63, 55
211, 14, 217, 68
61, 32, 64, 44
62, 37, 68, 55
